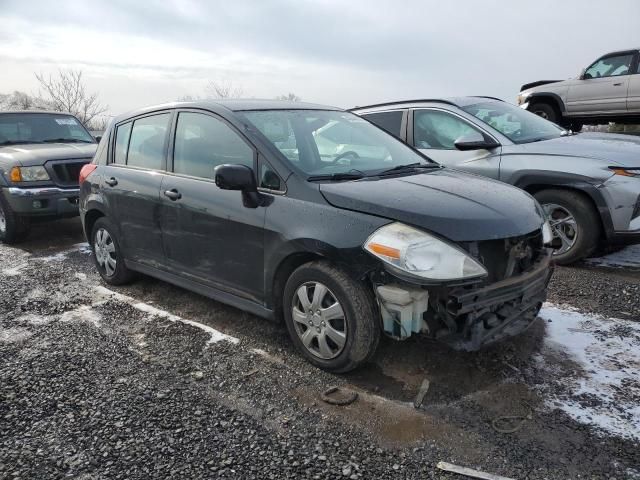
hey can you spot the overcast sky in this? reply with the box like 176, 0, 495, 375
1, 0, 639, 118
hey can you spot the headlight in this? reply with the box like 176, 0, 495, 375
10, 166, 50, 182
364, 222, 487, 281
542, 220, 554, 245
609, 167, 640, 177
516, 93, 528, 105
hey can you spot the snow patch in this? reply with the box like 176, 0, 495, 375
73, 242, 92, 255
538, 304, 640, 440
59, 306, 102, 328
585, 244, 640, 269
15, 313, 51, 326
0, 327, 33, 344
93, 286, 239, 345
1, 263, 28, 276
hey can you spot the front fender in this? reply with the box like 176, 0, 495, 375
511, 170, 614, 240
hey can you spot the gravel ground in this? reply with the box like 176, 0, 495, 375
1, 219, 639, 479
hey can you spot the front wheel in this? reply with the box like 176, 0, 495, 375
535, 189, 600, 265
529, 102, 559, 124
283, 261, 380, 372
0, 193, 30, 244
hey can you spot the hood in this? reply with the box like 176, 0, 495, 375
0, 143, 97, 167
517, 133, 640, 167
520, 79, 563, 92
319, 169, 544, 242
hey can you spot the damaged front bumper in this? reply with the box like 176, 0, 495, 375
374, 250, 553, 351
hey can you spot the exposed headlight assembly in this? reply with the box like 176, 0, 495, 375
608, 166, 640, 177
364, 222, 487, 281
542, 220, 554, 245
10, 166, 50, 182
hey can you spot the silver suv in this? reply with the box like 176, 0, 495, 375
517, 48, 640, 130
352, 97, 640, 265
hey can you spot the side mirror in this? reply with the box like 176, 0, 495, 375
214, 164, 264, 208
454, 132, 500, 151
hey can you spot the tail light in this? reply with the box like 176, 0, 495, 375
79, 163, 97, 185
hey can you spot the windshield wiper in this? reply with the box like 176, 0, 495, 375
42, 138, 94, 144
307, 171, 365, 182
377, 162, 440, 176
0, 140, 44, 146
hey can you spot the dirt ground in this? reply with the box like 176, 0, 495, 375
1, 218, 639, 479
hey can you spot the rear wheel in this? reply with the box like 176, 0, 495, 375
0, 193, 30, 244
283, 261, 380, 372
91, 217, 135, 285
529, 102, 559, 124
534, 189, 600, 265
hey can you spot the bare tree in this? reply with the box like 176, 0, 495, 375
34, 70, 108, 128
205, 79, 243, 99
276, 93, 301, 102
0, 91, 44, 111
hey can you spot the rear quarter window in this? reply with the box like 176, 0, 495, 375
361, 110, 404, 138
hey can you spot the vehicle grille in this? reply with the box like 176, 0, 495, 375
46, 159, 92, 187
462, 229, 545, 283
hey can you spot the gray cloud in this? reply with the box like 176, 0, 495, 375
1, 0, 639, 113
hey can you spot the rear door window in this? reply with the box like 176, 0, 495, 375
172, 112, 254, 179
361, 110, 404, 138
126, 113, 171, 170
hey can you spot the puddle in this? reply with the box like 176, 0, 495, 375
585, 245, 640, 269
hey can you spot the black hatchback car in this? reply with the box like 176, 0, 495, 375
79, 100, 553, 372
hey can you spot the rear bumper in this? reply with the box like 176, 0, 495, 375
443, 251, 553, 351
2, 186, 80, 217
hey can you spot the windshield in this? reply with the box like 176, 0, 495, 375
242, 110, 433, 177
0, 113, 95, 145
461, 101, 565, 144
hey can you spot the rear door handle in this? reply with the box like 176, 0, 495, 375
613, 82, 623, 86
164, 189, 182, 201
105, 177, 118, 187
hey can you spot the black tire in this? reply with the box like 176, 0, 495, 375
0, 192, 31, 244
91, 217, 135, 285
283, 261, 380, 373
568, 121, 583, 132
534, 189, 600, 265
529, 102, 559, 124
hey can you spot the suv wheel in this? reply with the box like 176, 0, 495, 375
0, 193, 30, 244
535, 189, 600, 265
91, 217, 135, 285
530, 102, 559, 123
283, 261, 380, 372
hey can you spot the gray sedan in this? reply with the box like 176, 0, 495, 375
352, 97, 640, 264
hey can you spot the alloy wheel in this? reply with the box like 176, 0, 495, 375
543, 203, 578, 255
291, 281, 347, 360
94, 227, 117, 277
533, 109, 549, 120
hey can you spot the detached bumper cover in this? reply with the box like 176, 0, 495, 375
444, 251, 553, 351
2, 186, 81, 217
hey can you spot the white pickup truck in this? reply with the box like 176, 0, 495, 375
517, 48, 640, 131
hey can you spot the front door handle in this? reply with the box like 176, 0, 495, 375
613, 82, 623, 86
105, 177, 118, 187
164, 189, 182, 201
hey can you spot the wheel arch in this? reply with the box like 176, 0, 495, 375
527, 92, 566, 114
517, 178, 612, 241
83, 206, 106, 245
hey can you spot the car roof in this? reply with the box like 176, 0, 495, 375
0, 109, 79, 116
349, 96, 503, 113
112, 99, 343, 124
